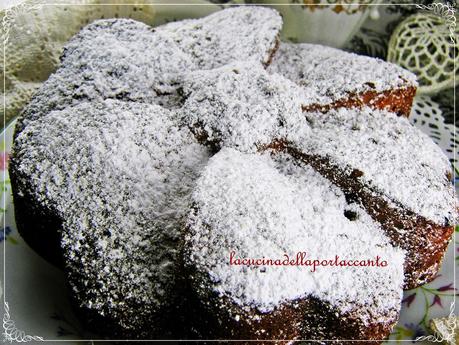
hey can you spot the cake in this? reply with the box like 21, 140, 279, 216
8, 5, 457, 343
268, 43, 418, 117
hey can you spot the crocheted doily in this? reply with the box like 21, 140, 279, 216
387, 12, 458, 95
410, 94, 458, 174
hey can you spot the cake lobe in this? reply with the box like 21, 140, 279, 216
12, 99, 210, 335
268, 42, 418, 109
181, 61, 305, 152
17, 18, 194, 133
158, 6, 282, 69
186, 148, 405, 331
288, 107, 457, 226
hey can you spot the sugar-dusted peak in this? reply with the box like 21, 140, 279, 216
157, 6, 282, 69
181, 61, 305, 152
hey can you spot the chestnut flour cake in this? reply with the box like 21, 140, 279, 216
268, 43, 417, 116
8, 5, 457, 343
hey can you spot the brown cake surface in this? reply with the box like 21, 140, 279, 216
268, 43, 418, 117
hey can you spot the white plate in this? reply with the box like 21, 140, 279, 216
1, 96, 457, 342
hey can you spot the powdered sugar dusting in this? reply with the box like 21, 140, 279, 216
18, 9, 282, 131
157, 6, 282, 69
13, 100, 210, 331
181, 62, 455, 226
288, 107, 457, 225
18, 19, 194, 130
186, 148, 405, 323
268, 43, 417, 106
181, 61, 304, 152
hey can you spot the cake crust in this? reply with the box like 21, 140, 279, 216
269, 43, 418, 117
301, 86, 417, 117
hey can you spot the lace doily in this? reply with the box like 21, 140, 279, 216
409, 95, 458, 179
387, 11, 458, 95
